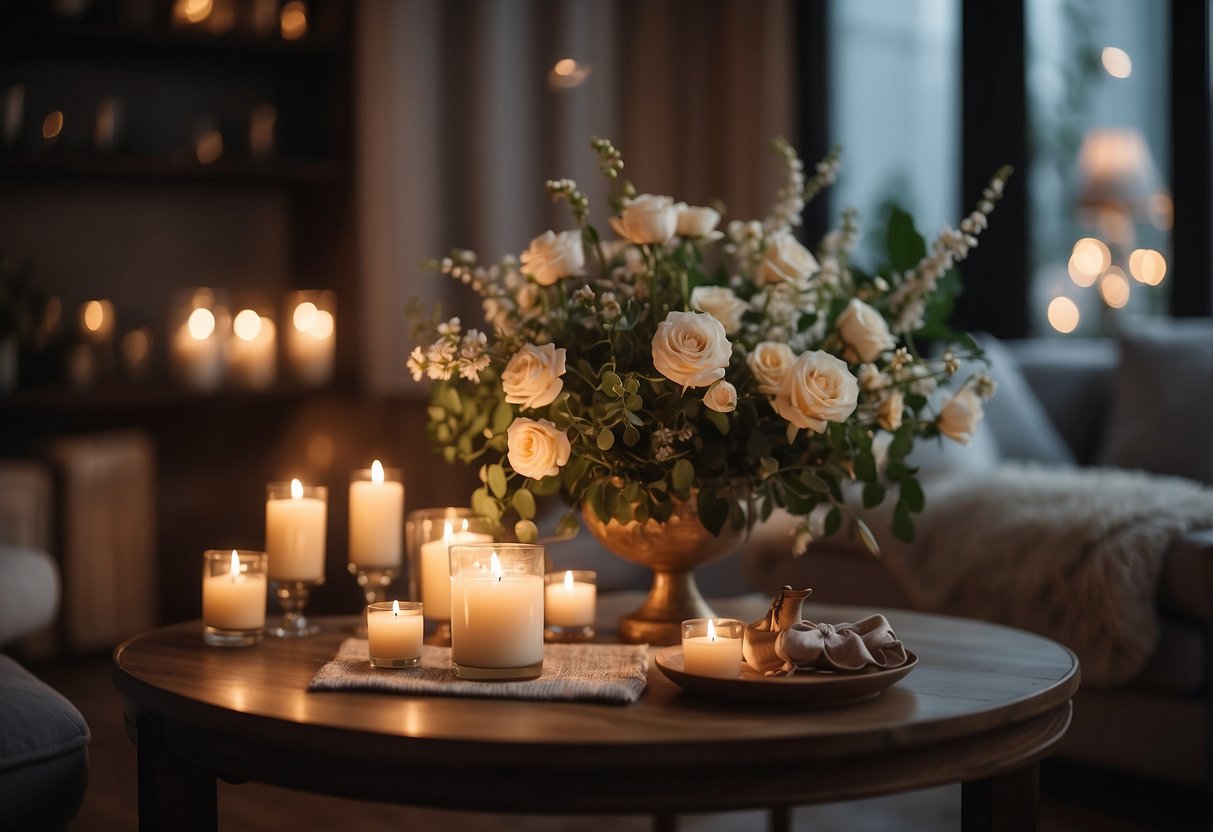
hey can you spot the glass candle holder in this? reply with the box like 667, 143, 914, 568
348, 461, 404, 633
202, 549, 267, 647
169, 288, 230, 393
405, 508, 492, 646
284, 289, 336, 387
265, 479, 327, 638
449, 543, 544, 680
226, 305, 277, 391
681, 618, 745, 679
544, 569, 596, 643
367, 600, 423, 668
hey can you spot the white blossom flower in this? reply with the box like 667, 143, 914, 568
501, 343, 567, 410
690, 286, 749, 335
651, 310, 732, 389
773, 350, 859, 433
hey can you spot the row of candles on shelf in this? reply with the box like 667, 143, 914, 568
199, 463, 602, 680
72, 288, 335, 391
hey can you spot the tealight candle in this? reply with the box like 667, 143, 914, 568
449, 543, 544, 680
367, 600, 423, 668
682, 618, 745, 679
544, 569, 596, 642
202, 549, 267, 647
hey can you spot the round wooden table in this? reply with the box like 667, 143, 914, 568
112, 596, 1078, 832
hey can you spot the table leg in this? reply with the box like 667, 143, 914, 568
136, 715, 218, 832
961, 763, 1040, 832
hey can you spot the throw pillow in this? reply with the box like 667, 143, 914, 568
1098, 318, 1213, 484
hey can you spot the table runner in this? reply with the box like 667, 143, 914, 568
309, 639, 649, 704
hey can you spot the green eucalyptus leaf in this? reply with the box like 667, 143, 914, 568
555, 513, 581, 539
672, 459, 694, 491
760, 457, 779, 479
824, 507, 842, 537
512, 489, 536, 520
887, 206, 928, 273
893, 503, 915, 542
800, 471, 830, 494
471, 487, 500, 521
623, 424, 640, 447
427, 405, 446, 421
900, 477, 925, 513
596, 429, 616, 451
491, 399, 514, 434
863, 482, 886, 508
855, 452, 878, 483
705, 409, 730, 435
487, 464, 508, 498
696, 490, 729, 536
514, 519, 538, 543
531, 475, 562, 497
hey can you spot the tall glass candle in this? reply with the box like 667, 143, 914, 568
169, 288, 228, 392
285, 289, 336, 387
449, 543, 544, 680
226, 308, 277, 391
405, 508, 492, 645
265, 479, 327, 582
348, 461, 404, 569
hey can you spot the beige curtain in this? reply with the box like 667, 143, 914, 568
357, 0, 796, 394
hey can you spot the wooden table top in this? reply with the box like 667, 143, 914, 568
112, 594, 1080, 814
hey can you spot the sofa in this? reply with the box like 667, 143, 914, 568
743, 325, 1213, 790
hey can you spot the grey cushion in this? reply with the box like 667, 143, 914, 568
0, 545, 59, 647
974, 334, 1076, 465
0, 655, 89, 829
1098, 318, 1213, 484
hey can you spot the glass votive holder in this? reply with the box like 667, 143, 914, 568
681, 618, 745, 679
405, 508, 493, 646
544, 570, 596, 643
226, 305, 278, 391
202, 549, 268, 647
449, 543, 544, 680
367, 600, 423, 668
284, 289, 336, 387
169, 288, 229, 393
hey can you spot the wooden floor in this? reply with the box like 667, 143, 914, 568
32, 656, 1212, 832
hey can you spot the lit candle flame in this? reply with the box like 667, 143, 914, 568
371, 459, 384, 484
230, 549, 240, 580
392, 598, 400, 617
564, 570, 574, 590
187, 307, 215, 341
707, 618, 717, 642
442, 519, 454, 544
491, 551, 502, 582
290, 478, 303, 499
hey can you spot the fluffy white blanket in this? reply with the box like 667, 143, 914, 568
883, 464, 1213, 688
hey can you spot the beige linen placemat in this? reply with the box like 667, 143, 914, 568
309, 639, 649, 704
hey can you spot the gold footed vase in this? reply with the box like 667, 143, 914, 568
581, 498, 745, 645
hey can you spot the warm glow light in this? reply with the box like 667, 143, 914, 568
1101, 46, 1132, 78
1129, 248, 1167, 285
1148, 193, 1174, 230
490, 551, 502, 581
176, 0, 213, 24
564, 570, 574, 590
308, 309, 334, 339
42, 111, 63, 141
122, 329, 150, 364
195, 129, 223, 165
1047, 297, 1081, 334
554, 58, 577, 76
233, 309, 262, 341
371, 459, 384, 484
392, 598, 400, 616
82, 300, 106, 332
290, 478, 303, 499
442, 520, 454, 544
1099, 267, 1131, 308
1068, 237, 1110, 287
707, 618, 718, 642
548, 57, 591, 90
230, 549, 240, 579
187, 307, 215, 340
293, 301, 318, 332
280, 1, 308, 40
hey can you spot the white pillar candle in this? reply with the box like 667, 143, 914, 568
172, 307, 224, 392
682, 619, 744, 679
544, 570, 596, 627
419, 520, 491, 620
203, 550, 267, 630
367, 600, 423, 667
226, 310, 277, 391
348, 460, 404, 569
451, 552, 544, 669
286, 297, 335, 386
265, 479, 327, 582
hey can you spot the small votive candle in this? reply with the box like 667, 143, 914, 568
544, 570, 596, 643
449, 543, 544, 680
367, 600, 423, 668
682, 618, 745, 679
202, 549, 268, 647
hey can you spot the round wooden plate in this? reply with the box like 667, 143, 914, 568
654, 646, 918, 706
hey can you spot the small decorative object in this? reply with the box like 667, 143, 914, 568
226, 306, 277, 391
169, 288, 229, 393
449, 542, 544, 680
743, 586, 908, 676
366, 600, 423, 668
265, 479, 327, 637
410, 137, 1009, 644
120, 327, 154, 384
681, 618, 744, 679
348, 461, 404, 633
202, 549, 267, 647
544, 569, 596, 642
405, 507, 493, 645
285, 289, 336, 387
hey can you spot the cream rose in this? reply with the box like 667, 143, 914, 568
651, 310, 732, 389
836, 298, 896, 363
877, 389, 904, 432
758, 231, 820, 288
704, 380, 737, 413
937, 388, 984, 445
773, 350, 859, 433
746, 342, 796, 395
501, 343, 567, 410
609, 194, 678, 245
520, 230, 585, 286
675, 203, 721, 238
506, 417, 571, 480
690, 286, 749, 335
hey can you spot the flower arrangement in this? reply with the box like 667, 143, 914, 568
409, 137, 1008, 554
